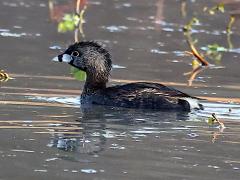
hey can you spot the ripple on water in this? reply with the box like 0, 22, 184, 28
0, 28, 9, 32
28, 96, 80, 106
34, 169, 47, 173
88, 1, 101, 5
196, 101, 240, 120
229, 48, 240, 54
13, 26, 22, 29
45, 157, 59, 162
2, 2, 18, 7
110, 143, 125, 150
11, 149, 34, 153
0, 30, 41, 38
150, 49, 168, 54
126, 17, 142, 22
81, 169, 97, 174
131, 129, 160, 134
207, 165, 220, 169
3, 2, 32, 8
101, 25, 128, 32
0, 32, 26, 38
115, 3, 132, 9
233, 167, 239, 170
49, 45, 62, 50
112, 64, 126, 69
162, 27, 175, 32
187, 133, 199, 138
172, 51, 186, 57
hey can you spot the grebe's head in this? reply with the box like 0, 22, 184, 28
52, 41, 112, 82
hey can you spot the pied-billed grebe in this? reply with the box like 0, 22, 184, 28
52, 41, 203, 111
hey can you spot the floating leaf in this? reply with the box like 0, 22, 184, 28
207, 44, 227, 52
70, 67, 86, 81
205, 44, 225, 64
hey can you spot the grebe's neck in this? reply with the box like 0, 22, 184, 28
82, 73, 108, 95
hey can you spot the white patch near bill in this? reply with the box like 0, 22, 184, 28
52, 54, 73, 63
62, 54, 73, 63
52, 56, 59, 62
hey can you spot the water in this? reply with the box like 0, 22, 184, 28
0, 0, 240, 179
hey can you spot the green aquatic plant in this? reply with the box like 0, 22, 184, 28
183, 27, 210, 86
0, 70, 11, 82
205, 44, 227, 64
70, 67, 86, 81
208, 113, 225, 128
71, 0, 88, 81
227, 33, 233, 49
207, 44, 227, 52
204, 3, 225, 15
183, 2, 233, 85
58, 14, 80, 33
187, 39, 209, 66
204, 3, 235, 43
74, 4, 87, 41
57, 0, 87, 39
184, 40, 209, 86
183, 17, 200, 32
56, 0, 87, 81
227, 15, 235, 34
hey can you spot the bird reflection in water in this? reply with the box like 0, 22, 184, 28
47, 105, 190, 155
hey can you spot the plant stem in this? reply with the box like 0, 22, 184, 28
187, 39, 210, 66
212, 113, 225, 128
227, 15, 235, 34
76, 0, 81, 14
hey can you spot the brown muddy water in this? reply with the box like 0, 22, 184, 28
0, 0, 240, 180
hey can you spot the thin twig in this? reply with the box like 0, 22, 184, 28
78, 5, 87, 39
227, 15, 235, 34
74, 28, 79, 42
48, 0, 54, 21
181, 0, 187, 18
187, 39, 210, 66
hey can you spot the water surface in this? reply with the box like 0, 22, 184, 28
0, 0, 240, 179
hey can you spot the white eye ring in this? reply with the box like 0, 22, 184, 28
71, 51, 79, 57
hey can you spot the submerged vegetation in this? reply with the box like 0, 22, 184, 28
0, 70, 11, 82
203, 3, 225, 15
182, 2, 236, 86
208, 113, 225, 128
207, 113, 226, 143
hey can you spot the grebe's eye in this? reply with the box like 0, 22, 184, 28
71, 51, 80, 57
